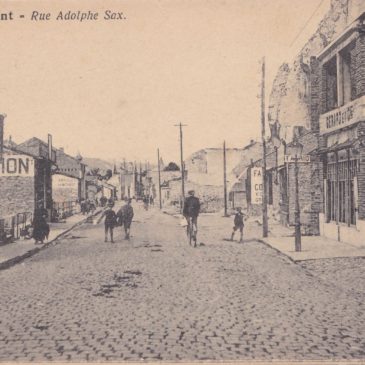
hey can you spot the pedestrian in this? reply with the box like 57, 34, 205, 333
98, 201, 117, 243
230, 207, 245, 243
117, 198, 134, 240
33, 201, 50, 245
143, 196, 149, 210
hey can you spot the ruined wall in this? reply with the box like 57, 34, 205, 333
269, 0, 350, 131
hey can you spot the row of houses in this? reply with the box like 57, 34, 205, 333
233, 0, 365, 246
154, 0, 365, 247
0, 133, 119, 241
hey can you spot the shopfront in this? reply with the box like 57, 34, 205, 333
318, 103, 365, 245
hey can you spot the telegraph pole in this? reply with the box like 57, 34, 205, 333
157, 148, 162, 209
223, 140, 228, 217
0, 114, 6, 161
174, 123, 187, 211
261, 57, 269, 238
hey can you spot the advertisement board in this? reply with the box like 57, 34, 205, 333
251, 167, 263, 205
0, 155, 35, 177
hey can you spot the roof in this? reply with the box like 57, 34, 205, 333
2, 145, 40, 159
17, 137, 57, 163
230, 181, 245, 193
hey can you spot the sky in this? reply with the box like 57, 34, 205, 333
0, 0, 330, 164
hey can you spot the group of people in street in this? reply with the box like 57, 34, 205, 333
30, 189, 246, 247
99, 197, 134, 243
80, 199, 96, 215
182, 189, 246, 244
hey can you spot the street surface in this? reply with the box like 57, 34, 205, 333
0, 203, 365, 361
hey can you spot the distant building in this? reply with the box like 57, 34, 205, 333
16, 137, 57, 219
53, 148, 87, 204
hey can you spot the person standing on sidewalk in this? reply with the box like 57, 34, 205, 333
98, 201, 117, 243
33, 201, 50, 245
230, 207, 245, 243
117, 198, 134, 240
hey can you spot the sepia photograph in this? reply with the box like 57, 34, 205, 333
0, 0, 365, 363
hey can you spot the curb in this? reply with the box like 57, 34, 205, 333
257, 238, 298, 264
0, 210, 102, 271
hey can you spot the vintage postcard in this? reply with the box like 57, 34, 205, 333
0, 0, 365, 363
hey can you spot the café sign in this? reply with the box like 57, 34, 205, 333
320, 95, 365, 135
0, 155, 35, 177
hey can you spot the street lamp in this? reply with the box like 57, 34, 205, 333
286, 136, 303, 252
271, 134, 281, 185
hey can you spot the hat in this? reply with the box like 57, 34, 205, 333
188, 190, 195, 195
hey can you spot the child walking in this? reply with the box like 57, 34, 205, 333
98, 201, 117, 243
230, 207, 245, 243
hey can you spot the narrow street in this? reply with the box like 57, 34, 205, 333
0, 203, 364, 362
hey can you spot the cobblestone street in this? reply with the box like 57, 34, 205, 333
0, 204, 365, 362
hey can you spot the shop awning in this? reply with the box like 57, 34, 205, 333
310, 139, 358, 155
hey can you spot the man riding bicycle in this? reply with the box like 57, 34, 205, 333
183, 190, 201, 241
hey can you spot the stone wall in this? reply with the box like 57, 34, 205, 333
168, 179, 224, 213
0, 176, 35, 218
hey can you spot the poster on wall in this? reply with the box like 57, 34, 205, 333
251, 167, 263, 205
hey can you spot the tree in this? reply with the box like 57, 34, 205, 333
164, 162, 180, 171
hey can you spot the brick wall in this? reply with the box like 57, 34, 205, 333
0, 176, 35, 218
355, 34, 365, 98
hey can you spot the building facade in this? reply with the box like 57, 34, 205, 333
311, 11, 365, 244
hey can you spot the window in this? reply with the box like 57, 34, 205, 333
325, 57, 338, 112
340, 42, 355, 105
326, 149, 359, 225
323, 41, 355, 112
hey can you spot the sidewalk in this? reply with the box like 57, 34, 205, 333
162, 207, 365, 262
259, 221, 365, 262
0, 208, 103, 270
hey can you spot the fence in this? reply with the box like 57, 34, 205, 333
0, 212, 33, 244
52, 201, 80, 221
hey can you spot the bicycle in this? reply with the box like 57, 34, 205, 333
186, 216, 197, 247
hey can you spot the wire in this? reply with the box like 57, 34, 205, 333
289, 0, 326, 48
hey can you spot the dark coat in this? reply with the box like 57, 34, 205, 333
183, 196, 200, 217
33, 208, 49, 241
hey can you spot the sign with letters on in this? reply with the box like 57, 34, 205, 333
251, 167, 263, 205
284, 155, 310, 163
319, 95, 365, 135
0, 155, 35, 177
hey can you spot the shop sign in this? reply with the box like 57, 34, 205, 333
251, 167, 263, 205
0, 155, 35, 176
53, 174, 79, 190
284, 155, 310, 163
52, 174, 79, 202
320, 96, 365, 135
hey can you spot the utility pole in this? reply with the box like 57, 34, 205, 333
174, 122, 187, 212
261, 57, 269, 238
223, 140, 228, 217
0, 114, 6, 161
157, 148, 162, 209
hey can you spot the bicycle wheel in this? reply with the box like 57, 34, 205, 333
189, 223, 193, 246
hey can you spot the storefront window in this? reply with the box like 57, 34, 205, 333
326, 149, 358, 225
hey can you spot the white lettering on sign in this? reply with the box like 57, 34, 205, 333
320, 95, 365, 134
251, 167, 263, 205
0, 155, 35, 176
284, 155, 310, 163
